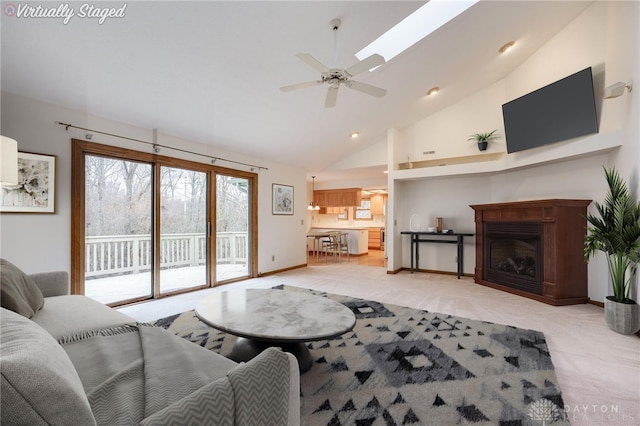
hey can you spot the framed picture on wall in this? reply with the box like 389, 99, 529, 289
272, 183, 294, 215
0, 152, 56, 213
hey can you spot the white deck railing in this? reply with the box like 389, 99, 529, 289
85, 232, 247, 278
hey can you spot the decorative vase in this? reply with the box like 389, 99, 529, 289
604, 296, 640, 335
436, 217, 443, 233
478, 141, 488, 151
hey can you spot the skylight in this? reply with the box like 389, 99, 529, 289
356, 0, 480, 64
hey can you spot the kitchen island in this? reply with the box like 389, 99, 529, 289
309, 227, 369, 255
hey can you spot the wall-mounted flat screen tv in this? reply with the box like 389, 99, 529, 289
502, 67, 598, 154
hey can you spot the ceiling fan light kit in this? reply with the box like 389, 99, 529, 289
280, 18, 387, 108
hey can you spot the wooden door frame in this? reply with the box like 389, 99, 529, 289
71, 139, 258, 305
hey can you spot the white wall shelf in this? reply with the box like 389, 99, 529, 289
390, 131, 621, 181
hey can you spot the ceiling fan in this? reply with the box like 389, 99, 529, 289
280, 19, 387, 108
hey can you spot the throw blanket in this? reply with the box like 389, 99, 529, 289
60, 324, 291, 425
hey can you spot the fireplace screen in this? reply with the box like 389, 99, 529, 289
490, 239, 537, 277
484, 222, 542, 294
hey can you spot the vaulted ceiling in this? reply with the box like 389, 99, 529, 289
1, 1, 593, 182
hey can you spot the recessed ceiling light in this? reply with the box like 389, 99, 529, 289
349, 132, 360, 139
427, 86, 440, 96
356, 0, 479, 63
499, 41, 515, 54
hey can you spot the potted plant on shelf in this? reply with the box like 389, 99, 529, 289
584, 166, 640, 334
467, 129, 498, 151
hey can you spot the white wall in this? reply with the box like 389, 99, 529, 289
397, 174, 488, 275
401, 80, 508, 161
389, 1, 640, 303
328, 137, 387, 170
606, 0, 640, 302
0, 92, 308, 276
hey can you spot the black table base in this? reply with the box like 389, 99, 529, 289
401, 231, 474, 279
229, 337, 313, 373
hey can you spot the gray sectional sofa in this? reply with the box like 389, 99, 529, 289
0, 260, 300, 425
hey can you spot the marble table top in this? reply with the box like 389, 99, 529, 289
195, 289, 356, 342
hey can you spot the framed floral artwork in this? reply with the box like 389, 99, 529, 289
0, 152, 56, 213
272, 183, 293, 215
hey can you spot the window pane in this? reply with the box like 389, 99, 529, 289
84, 155, 153, 304
159, 167, 207, 294
216, 175, 249, 281
355, 199, 372, 220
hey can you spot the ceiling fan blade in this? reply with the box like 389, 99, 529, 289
346, 80, 387, 98
280, 81, 322, 92
295, 53, 330, 74
345, 54, 385, 76
324, 86, 338, 108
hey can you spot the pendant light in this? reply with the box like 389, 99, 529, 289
308, 176, 321, 210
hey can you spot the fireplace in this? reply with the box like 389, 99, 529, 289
470, 199, 591, 306
484, 222, 542, 294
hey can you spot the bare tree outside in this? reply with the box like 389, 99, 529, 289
160, 167, 207, 234
216, 174, 250, 281
85, 156, 152, 237
159, 166, 207, 293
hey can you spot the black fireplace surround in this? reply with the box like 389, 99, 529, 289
484, 222, 542, 295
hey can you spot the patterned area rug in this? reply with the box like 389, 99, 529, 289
153, 285, 568, 425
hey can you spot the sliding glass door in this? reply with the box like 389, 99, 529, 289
72, 139, 259, 306
216, 174, 250, 282
159, 166, 208, 294
83, 155, 153, 305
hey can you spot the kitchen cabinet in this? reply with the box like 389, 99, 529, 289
341, 190, 361, 207
370, 195, 386, 216
313, 191, 328, 207
368, 227, 382, 249
326, 191, 344, 207
314, 188, 361, 207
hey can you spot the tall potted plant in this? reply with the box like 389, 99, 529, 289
584, 166, 640, 334
467, 130, 498, 151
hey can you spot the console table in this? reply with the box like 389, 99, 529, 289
401, 231, 473, 279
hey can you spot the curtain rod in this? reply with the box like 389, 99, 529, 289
55, 121, 268, 171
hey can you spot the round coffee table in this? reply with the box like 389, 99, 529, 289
195, 288, 356, 373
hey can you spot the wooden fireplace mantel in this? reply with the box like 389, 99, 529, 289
470, 199, 591, 306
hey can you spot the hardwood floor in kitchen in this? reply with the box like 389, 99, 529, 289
307, 248, 387, 267
119, 255, 639, 426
